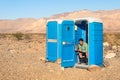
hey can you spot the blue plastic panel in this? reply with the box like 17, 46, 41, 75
61, 20, 75, 67
47, 22, 57, 39
47, 42, 57, 61
58, 24, 62, 58
75, 23, 88, 44
89, 22, 103, 66
75, 26, 82, 44
46, 21, 58, 62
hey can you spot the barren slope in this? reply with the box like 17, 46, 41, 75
0, 9, 120, 33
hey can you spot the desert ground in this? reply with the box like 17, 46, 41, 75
0, 33, 120, 80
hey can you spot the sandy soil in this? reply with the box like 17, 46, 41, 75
0, 35, 120, 80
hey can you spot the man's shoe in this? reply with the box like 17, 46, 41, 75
78, 62, 82, 64
86, 62, 88, 65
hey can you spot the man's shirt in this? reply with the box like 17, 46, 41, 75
78, 42, 88, 53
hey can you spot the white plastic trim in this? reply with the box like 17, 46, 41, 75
47, 39, 57, 43
47, 19, 63, 24
47, 19, 74, 24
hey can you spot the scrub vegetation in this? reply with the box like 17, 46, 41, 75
104, 33, 120, 45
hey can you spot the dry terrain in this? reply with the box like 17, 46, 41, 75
0, 34, 120, 80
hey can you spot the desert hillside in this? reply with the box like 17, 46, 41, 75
0, 9, 120, 33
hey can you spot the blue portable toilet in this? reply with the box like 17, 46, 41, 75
46, 18, 103, 68
74, 18, 103, 68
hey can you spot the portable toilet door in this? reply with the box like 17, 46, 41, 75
89, 19, 103, 66
61, 20, 75, 68
46, 20, 62, 62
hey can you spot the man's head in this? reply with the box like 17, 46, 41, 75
79, 38, 83, 45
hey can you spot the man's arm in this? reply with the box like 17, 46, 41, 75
85, 43, 88, 58
78, 44, 82, 52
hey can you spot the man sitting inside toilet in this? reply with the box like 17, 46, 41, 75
78, 38, 88, 64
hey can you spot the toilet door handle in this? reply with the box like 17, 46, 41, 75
62, 41, 74, 45
62, 41, 66, 45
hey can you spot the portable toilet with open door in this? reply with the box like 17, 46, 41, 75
74, 18, 103, 68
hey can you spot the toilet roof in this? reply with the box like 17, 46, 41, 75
47, 19, 73, 24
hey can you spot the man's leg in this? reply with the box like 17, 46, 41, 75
85, 52, 88, 64
86, 52, 88, 58
79, 52, 82, 58
82, 52, 86, 63
79, 52, 84, 63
